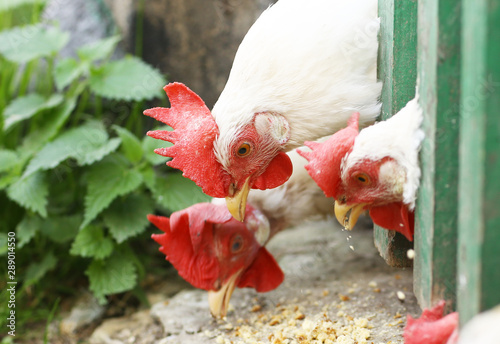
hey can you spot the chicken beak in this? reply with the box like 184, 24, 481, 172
334, 202, 367, 230
225, 177, 251, 222
208, 270, 242, 318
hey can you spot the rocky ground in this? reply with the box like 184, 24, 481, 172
50, 215, 421, 344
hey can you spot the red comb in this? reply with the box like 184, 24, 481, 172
149, 203, 270, 291
144, 83, 230, 198
404, 300, 459, 344
297, 113, 360, 198
149, 204, 232, 290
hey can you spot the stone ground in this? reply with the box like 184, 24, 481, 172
80, 216, 420, 344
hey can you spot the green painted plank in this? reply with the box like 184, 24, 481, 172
458, 0, 500, 325
374, 0, 417, 267
414, 0, 460, 311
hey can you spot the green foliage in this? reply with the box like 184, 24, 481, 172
7, 171, 49, 217
113, 125, 143, 164
24, 251, 57, 286
0, 0, 46, 12
86, 250, 138, 304
0, 25, 69, 63
103, 193, 154, 243
0, 0, 205, 335
78, 35, 121, 62
70, 225, 114, 259
151, 173, 211, 212
4, 93, 63, 131
83, 154, 143, 228
89, 56, 165, 101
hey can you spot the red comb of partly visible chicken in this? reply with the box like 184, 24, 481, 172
298, 98, 423, 241
404, 300, 459, 344
144, 0, 381, 222
149, 203, 283, 318
298, 113, 360, 198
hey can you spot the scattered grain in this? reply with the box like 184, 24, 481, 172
339, 294, 350, 301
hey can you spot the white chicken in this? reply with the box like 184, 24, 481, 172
299, 97, 424, 241
145, 0, 381, 221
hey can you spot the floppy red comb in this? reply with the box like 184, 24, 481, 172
144, 83, 230, 198
298, 113, 360, 198
149, 203, 284, 293
149, 203, 233, 290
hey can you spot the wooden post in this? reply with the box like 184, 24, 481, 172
414, 0, 461, 311
375, 0, 417, 267
457, 0, 500, 325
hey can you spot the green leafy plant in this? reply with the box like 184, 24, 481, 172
0, 0, 209, 334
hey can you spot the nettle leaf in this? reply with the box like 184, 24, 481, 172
103, 193, 154, 243
139, 166, 155, 191
142, 126, 172, 165
113, 126, 143, 164
74, 137, 121, 166
0, 0, 46, 12
24, 251, 57, 286
0, 233, 7, 256
0, 25, 69, 63
151, 173, 211, 212
7, 171, 48, 217
77, 35, 121, 62
16, 215, 39, 248
70, 225, 113, 259
3, 93, 64, 131
82, 155, 143, 228
40, 215, 80, 244
0, 149, 19, 172
54, 57, 88, 90
0, 149, 22, 190
85, 250, 137, 304
21, 97, 77, 157
89, 56, 166, 101
24, 120, 120, 177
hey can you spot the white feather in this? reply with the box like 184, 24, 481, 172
247, 148, 333, 232
212, 0, 382, 166
342, 94, 425, 209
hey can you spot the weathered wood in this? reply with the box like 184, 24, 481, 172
414, 0, 461, 311
457, 0, 500, 325
374, 0, 417, 267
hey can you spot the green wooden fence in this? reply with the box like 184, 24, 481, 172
376, 0, 500, 325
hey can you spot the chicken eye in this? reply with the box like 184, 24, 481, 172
354, 173, 371, 185
230, 235, 244, 253
236, 142, 252, 157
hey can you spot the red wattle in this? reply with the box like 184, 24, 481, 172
237, 247, 284, 292
369, 202, 414, 241
253, 151, 293, 190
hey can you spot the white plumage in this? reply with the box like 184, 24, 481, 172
212, 0, 382, 161
342, 95, 424, 209
247, 147, 333, 232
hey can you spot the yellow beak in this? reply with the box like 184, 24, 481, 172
207, 270, 242, 318
225, 177, 251, 222
334, 202, 367, 230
